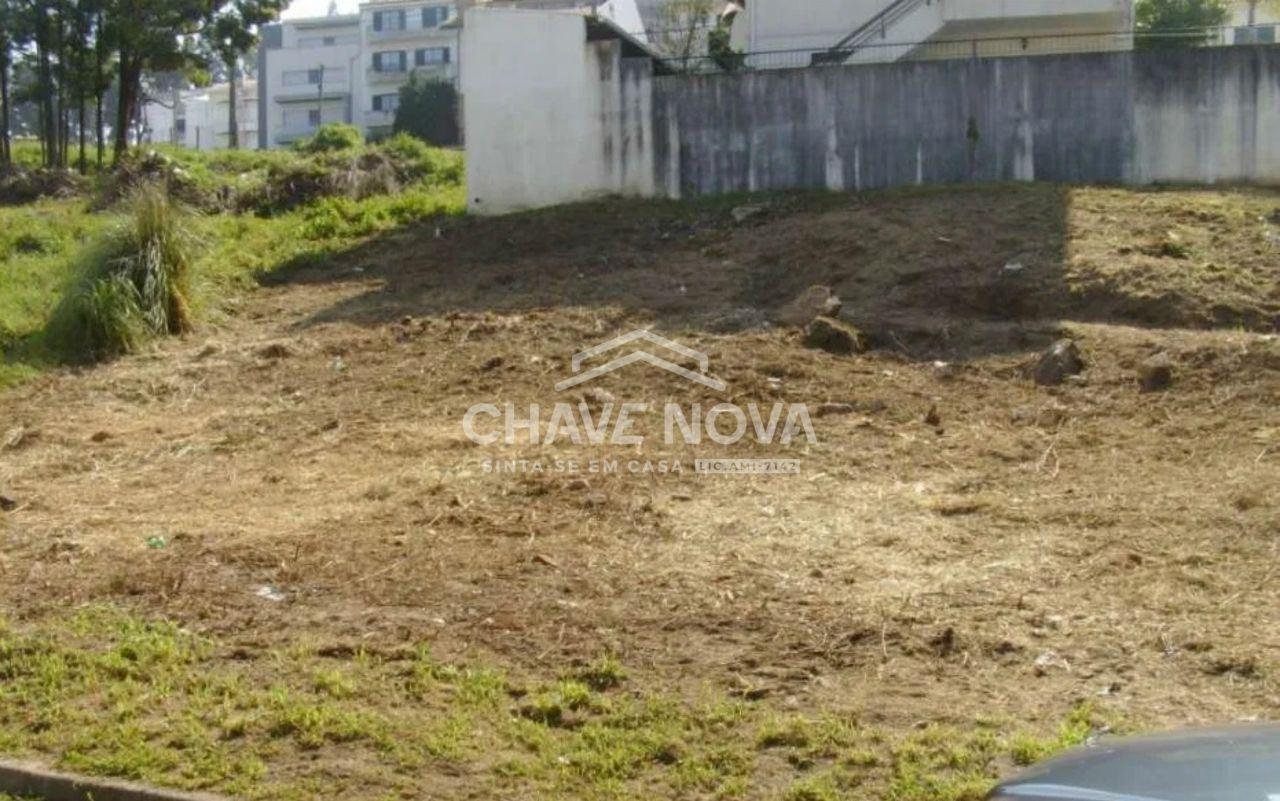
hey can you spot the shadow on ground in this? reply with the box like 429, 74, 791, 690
261, 183, 1279, 361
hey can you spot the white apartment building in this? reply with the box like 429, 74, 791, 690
361, 0, 460, 137
1218, 0, 1280, 44
257, 13, 364, 147
140, 81, 260, 151
255, 2, 459, 148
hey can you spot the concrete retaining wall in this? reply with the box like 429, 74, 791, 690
461, 13, 1280, 214
653, 46, 1280, 199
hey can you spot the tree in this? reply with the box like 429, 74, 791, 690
656, 0, 716, 67
205, 0, 287, 150
393, 73, 459, 146
0, 0, 18, 167
89, 0, 114, 166
1135, 0, 1232, 47
104, 0, 208, 161
707, 25, 744, 72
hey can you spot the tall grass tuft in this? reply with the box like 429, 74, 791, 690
49, 183, 196, 361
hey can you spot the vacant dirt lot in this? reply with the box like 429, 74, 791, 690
1, 183, 1277, 799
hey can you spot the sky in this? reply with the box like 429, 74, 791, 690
282, 0, 360, 20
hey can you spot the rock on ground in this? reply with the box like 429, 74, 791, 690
777, 286, 844, 328
1138, 353, 1175, 392
1033, 339, 1085, 386
803, 318, 864, 356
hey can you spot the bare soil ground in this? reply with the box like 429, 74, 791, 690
1, 183, 1278, 798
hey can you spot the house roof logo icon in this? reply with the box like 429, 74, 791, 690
554, 330, 728, 393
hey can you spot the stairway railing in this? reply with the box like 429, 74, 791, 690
812, 0, 933, 65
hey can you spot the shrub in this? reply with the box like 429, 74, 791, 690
49, 184, 196, 361
294, 123, 364, 155
378, 132, 462, 185
392, 75, 460, 146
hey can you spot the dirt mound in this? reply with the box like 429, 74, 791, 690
240, 150, 404, 215
96, 150, 228, 211
0, 165, 90, 205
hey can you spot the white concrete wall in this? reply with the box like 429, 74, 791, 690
462, 8, 654, 214
1132, 49, 1280, 184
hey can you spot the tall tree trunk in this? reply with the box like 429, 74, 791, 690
114, 56, 140, 162
95, 92, 105, 167
94, 9, 105, 166
56, 0, 68, 169
227, 57, 239, 149
0, 58, 10, 168
78, 98, 87, 174
36, 21, 57, 168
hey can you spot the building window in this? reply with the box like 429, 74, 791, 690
298, 34, 357, 47
415, 47, 450, 66
372, 9, 406, 32
422, 5, 450, 28
282, 68, 329, 86
372, 93, 400, 113
1235, 25, 1277, 44
308, 109, 322, 127
374, 50, 407, 72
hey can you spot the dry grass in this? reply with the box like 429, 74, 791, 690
0, 183, 1276, 799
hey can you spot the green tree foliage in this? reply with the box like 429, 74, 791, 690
1135, 0, 1232, 47
104, 0, 209, 161
392, 74, 459, 147
707, 26, 744, 72
657, 0, 716, 64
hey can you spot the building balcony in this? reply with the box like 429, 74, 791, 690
365, 109, 397, 128
366, 64, 456, 84
364, 22, 453, 43
941, 0, 1127, 23
273, 86, 350, 102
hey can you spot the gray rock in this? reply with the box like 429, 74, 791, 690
1033, 339, 1085, 386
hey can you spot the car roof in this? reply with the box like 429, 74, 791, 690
991, 725, 1280, 801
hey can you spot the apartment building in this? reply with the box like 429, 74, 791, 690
257, 13, 364, 148
140, 81, 260, 151
254, 2, 459, 148
361, 1, 460, 138
1219, 0, 1280, 44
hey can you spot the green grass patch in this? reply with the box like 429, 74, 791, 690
47, 185, 197, 361
0, 139, 464, 388
0, 605, 1122, 801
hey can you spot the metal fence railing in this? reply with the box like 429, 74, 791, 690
653, 25, 1280, 75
